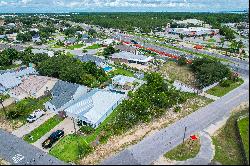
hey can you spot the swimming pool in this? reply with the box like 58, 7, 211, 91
103, 66, 113, 72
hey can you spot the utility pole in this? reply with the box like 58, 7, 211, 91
182, 126, 187, 144
0, 98, 6, 118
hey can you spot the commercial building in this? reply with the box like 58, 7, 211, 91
166, 27, 219, 36
111, 51, 153, 65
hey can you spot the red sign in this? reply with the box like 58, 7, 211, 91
190, 135, 198, 140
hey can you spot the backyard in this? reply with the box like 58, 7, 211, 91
66, 44, 85, 50
108, 66, 134, 77
85, 44, 102, 49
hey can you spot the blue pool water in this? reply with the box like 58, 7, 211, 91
103, 66, 112, 72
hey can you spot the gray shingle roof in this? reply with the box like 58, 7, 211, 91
50, 80, 80, 109
76, 55, 105, 66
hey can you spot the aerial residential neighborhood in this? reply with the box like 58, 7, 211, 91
0, 1, 249, 165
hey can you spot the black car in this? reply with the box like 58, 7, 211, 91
131, 40, 138, 44
42, 130, 64, 149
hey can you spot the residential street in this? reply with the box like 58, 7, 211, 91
0, 129, 66, 165
101, 76, 249, 165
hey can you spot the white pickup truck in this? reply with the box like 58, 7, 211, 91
26, 109, 46, 123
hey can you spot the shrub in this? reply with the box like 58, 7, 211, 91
219, 79, 232, 87
80, 125, 95, 135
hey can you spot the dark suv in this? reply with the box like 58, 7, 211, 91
42, 130, 64, 149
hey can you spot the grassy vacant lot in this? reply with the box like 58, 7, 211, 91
212, 108, 248, 165
207, 79, 244, 97
164, 136, 201, 161
159, 61, 197, 87
108, 67, 134, 77
66, 44, 85, 50
23, 115, 63, 143
49, 134, 92, 163
85, 44, 102, 49
238, 116, 249, 163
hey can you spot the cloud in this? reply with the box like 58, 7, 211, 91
0, 0, 248, 12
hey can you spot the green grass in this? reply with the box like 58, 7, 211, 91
164, 137, 201, 161
66, 44, 85, 50
85, 44, 102, 49
23, 115, 63, 143
49, 134, 92, 163
208, 38, 216, 43
50, 105, 122, 163
238, 116, 249, 163
212, 108, 248, 165
108, 67, 134, 77
206, 79, 244, 97
0, 94, 10, 100
0, 64, 21, 70
51, 44, 63, 48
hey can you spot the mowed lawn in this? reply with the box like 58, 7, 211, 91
49, 105, 122, 163
238, 116, 249, 163
23, 115, 63, 143
159, 61, 197, 87
207, 79, 244, 97
49, 134, 92, 163
108, 67, 134, 77
212, 109, 248, 165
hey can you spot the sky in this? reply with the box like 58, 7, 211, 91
0, 0, 249, 13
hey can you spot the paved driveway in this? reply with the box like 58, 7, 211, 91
0, 129, 66, 165
32, 118, 80, 153
12, 111, 55, 138
102, 77, 249, 165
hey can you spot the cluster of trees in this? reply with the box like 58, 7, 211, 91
102, 45, 117, 58
0, 48, 108, 88
58, 12, 247, 34
37, 54, 108, 87
16, 32, 32, 42
102, 73, 193, 135
219, 25, 236, 41
0, 47, 49, 67
190, 58, 232, 88
0, 48, 19, 66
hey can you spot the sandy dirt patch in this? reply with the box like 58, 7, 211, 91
80, 97, 211, 165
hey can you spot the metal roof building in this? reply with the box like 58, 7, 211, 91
64, 89, 125, 128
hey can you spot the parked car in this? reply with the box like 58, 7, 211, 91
42, 130, 64, 149
26, 109, 45, 123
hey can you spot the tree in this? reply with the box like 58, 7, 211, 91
179, 34, 184, 40
103, 45, 116, 58
16, 32, 32, 42
220, 37, 225, 48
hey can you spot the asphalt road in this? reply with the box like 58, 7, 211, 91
0, 129, 66, 165
102, 76, 249, 165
